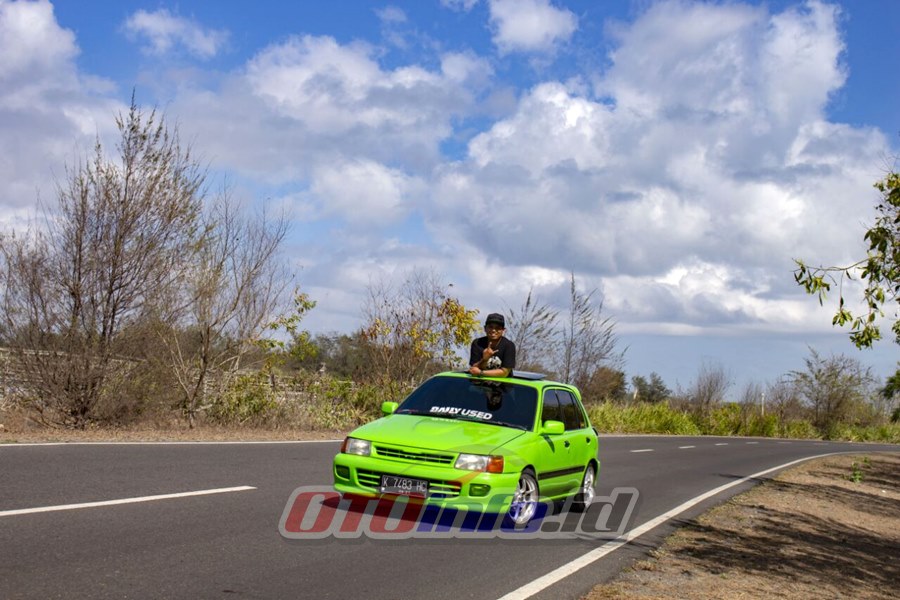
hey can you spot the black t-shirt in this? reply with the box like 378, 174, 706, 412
469, 336, 516, 373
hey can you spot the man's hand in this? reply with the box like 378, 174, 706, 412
482, 346, 496, 361
469, 365, 482, 376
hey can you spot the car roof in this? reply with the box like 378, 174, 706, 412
435, 370, 579, 392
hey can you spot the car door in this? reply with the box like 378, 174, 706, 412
536, 389, 584, 496
556, 389, 593, 492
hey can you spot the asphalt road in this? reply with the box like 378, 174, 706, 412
2, 436, 898, 600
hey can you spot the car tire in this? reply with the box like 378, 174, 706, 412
505, 468, 539, 527
571, 464, 596, 513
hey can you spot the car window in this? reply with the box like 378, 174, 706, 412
396, 376, 538, 430
557, 390, 585, 430
541, 389, 561, 424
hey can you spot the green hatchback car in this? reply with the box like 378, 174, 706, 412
333, 371, 599, 526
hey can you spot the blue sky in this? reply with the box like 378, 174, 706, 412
1, 0, 897, 396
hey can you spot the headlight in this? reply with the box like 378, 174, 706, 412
455, 453, 504, 473
341, 437, 371, 456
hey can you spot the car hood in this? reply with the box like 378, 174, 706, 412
350, 414, 527, 454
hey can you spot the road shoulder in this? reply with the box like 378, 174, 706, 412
584, 452, 900, 599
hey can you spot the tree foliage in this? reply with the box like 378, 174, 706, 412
794, 170, 900, 348
359, 268, 479, 384
788, 349, 877, 435
632, 372, 671, 403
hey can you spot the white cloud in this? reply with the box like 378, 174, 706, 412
310, 159, 421, 227
375, 6, 407, 24
441, 0, 480, 12
172, 35, 486, 186
122, 9, 228, 59
0, 0, 76, 90
0, 0, 120, 223
599, 0, 845, 127
761, 1, 846, 125
468, 82, 610, 171
488, 0, 577, 55
426, 0, 891, 337
441, 51, 494, 87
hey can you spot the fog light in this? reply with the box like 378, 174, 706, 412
470, 484, 491, 497
335, 465, 350, 480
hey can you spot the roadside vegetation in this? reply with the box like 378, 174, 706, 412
0, 102, 897, 443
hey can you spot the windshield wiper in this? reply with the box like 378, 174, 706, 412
482, 420, 528, 430
453, 415, 528, 430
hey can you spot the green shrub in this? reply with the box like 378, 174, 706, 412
703, 403, 743, 436
829, 423, 900, 443
781, 420, 820, 440
266, 372, 415, 431
588, 401, 701, 435
744, 414, 779, 437
208, 372, 278, 425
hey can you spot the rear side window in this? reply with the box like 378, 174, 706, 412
541, 390, 561, 424
557, 390, 586, 430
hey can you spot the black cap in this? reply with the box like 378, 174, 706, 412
485, 313, 505, 328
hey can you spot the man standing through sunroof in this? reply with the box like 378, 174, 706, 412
469, 313, 516, 378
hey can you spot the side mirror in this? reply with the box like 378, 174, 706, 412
541, 420, 565, 435
381, 401, 398, 415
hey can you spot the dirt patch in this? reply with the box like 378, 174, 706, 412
584, 453, 900, 600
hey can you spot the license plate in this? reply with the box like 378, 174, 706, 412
379, 474, 428, 497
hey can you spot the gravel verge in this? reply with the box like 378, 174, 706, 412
583, 453, 900, 600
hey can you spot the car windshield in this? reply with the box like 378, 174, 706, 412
395, 376, 537, 430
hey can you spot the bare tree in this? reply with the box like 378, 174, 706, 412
739, 381, 765, 412
688, 362, 731, 418
765, 379, 807, 426
0, 99, 204, 427
505, 288, 558, 371
557, 273, 622, 389
788, 348, 876, 434
154, 192, 290, 427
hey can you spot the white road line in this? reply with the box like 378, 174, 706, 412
746, 441, 759, 444
0, 486, 256, 517
630, 449, 654, 453
678, 446, 695, 449
715, 443, 728, 446
496, 452, 840, 600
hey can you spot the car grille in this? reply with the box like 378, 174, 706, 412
374, 444, 455, 465
356, 469, 462, 498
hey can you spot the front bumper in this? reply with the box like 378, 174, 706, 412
333, 452, 521, 512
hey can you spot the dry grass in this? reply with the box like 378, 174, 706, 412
0, 411, 343, 443
584, 453, 900, 600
